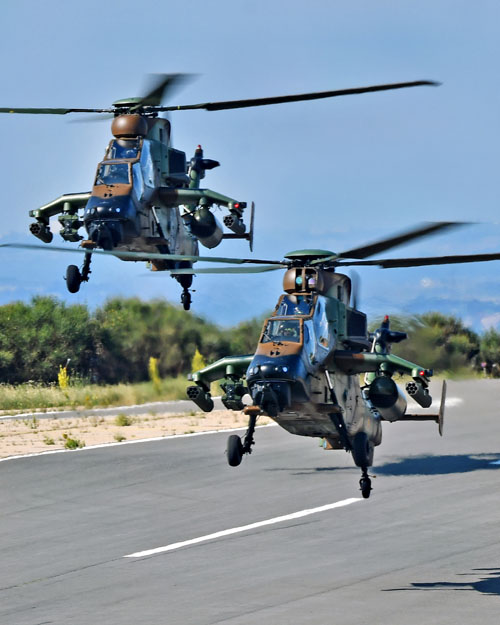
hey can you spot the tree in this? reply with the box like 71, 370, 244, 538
0, 296, 96, 383
228, 316, 267, 355
371, 312, 480, 373
92, 298, 232, 382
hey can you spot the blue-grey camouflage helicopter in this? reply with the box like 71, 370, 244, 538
177, 222, 500, 498
0, 75, 436, 309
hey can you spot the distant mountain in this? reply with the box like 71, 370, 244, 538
2, 228, 500, 332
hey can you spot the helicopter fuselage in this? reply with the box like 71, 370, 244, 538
83, 131, 197, 260
28, 113, 252, 307
13, 75, 437, 313
187, 264, 443, 494
245, 286, 383, 449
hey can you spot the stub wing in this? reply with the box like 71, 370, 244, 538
156, 187, 243, 210
30, 192, 91, 221
187, 354, 253, 412
29, 192, 91, 244
334, 351, 429, 378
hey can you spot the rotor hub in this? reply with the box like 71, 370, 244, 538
284, 249, 336, 266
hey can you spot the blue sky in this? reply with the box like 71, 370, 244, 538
0, 1, 499, 330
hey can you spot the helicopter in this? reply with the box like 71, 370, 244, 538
0, 75, 437, 309
178, 221, 500, 498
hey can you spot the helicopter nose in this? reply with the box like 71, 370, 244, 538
85, 203, 125, 219
91, 223, 120, 250
246, 355, 303, 382
97, 204, 121, 217
84, 195, 139, 247
250, 381, 291, 417
84, 194, 135, 221
246, 354, 307, 416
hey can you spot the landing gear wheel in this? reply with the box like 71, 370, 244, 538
227, 434, 243, 466
359, 474, 372, 499
352, 432, 374, 468
66, 265, 82, 293
181, 290, 192, 311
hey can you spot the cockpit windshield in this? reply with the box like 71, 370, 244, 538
106, 139, 141, 160
95, 163, 130, 186
275, 294, 314, 316
261, 319, 301, 343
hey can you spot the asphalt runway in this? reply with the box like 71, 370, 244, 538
1, 379, 500, 624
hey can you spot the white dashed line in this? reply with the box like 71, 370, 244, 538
124, 498, 362, 558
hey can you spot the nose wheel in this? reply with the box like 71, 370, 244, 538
227, 434, 244, 466
226, 412, 258, 467
66, 264, 82, 293
181, 289, 192, 311
177, 263, 194, 311
65, 252, 92, 294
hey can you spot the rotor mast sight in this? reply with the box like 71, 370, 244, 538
282, 250, 352, 306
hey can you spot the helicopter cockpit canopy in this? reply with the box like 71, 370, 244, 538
95, 163, 131, 186
274, 294, 314, 317
261, 318, 302, 344
138, 140, 156, 187
105, 138, 142, 160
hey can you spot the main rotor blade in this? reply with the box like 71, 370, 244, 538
335, 252, 500, 269
0, 74, 195, 116
170, 266, 283, 274
0, 107, 113, 115
0, 79, 437, 116
137, 73, 195, 108
335, 222, 466, 261
158, 80, 439, 112
0, 243, 284, 265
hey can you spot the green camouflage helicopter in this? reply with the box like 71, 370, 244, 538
0, 75, 436, 309
175, 222, 500, 498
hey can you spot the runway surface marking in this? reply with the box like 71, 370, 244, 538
414, 396, 462, 410
0, 400, 177, 420
434, 397, 462, 408
0, 423, 276, 463
0, 396, 227, 421
124, 498, 362, 558
0, 395, 462, 463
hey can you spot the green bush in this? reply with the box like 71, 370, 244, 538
2, 297, 496, 387
0, 296, 259, 385
62, 433, 85, 449
370, 312, 480, 373
114, 414, 133, 427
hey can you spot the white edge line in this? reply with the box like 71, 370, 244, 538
124, 498, 362, 558
0, 423, 277, 463
407, 397, 463, 410
0, 397, 224, 421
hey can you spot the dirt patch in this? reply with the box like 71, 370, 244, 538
0, 410, 272, 459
